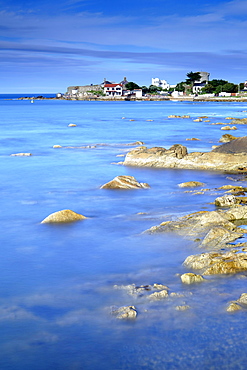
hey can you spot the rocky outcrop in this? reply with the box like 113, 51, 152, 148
41, 209, 87, 223
226, 293, 247, 312
123, 143, 247, 172
184, 249, 247, 275
100, 175, 150, 189
212, 136, 247, 154
146, 206, 247, 250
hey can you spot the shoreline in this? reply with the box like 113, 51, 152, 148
13, 95, 247, 102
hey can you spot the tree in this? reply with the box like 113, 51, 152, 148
148, 85, 162, 93
201, 84, 214, 94
186, 71, 201, 85
175, 82, 186, 92
125, 82, 140, 90
141, 86, 149, 94
221, 83, 238, 93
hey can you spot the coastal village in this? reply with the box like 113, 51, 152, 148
62, 71, 247, 100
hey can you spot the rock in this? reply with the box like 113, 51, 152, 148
41, 209, 87, 223
147, 289, 169, 300
123, 144, 247, 172
178, 181, 204, 188
111, 306, 137, 319
200, 226, 243, 248
175, 305, 191, 311
53, 145, 62, 148
68, 123, 77, 127
10, 153, 32, 156
184, 250, 247, 275
153, 283, 169, 290
226, 302, 242, 312
168, 115, 181, 118
193, 118, 202, 122
213, 136, 247, 154
186, 138, 200, 141
180, 273, 205, 284
237, 293, 247, 305
215, 194, 239, 207
219, 134, 238, 143
221, 126, 237, 130
100, 175, 150, 189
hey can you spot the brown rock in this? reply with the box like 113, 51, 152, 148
111, 306, 137, 319
215, 194, 239, 207
219, 134, 238, 143
41, 209, 87, 223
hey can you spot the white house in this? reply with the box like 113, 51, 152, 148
192, 72, 210, 93
152, 78, 170, 90
104, 84, 123, 96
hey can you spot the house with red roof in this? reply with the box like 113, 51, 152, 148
104, 83, 123, 96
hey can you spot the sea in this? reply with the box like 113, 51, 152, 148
1, 94, 247, 369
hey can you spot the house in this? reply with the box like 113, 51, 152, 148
192, 72, 210, 93
104, 83, 123, 96
151, 78, 170, 90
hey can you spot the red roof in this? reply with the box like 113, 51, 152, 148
104, 83, 122, 87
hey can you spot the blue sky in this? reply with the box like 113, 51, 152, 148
1, 0, 247, 93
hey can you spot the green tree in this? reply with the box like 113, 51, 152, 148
210, 79, 228, 88
125, 82, 140, 90
175, 82, 186, 92
186, 71, 201, 85
148, 85, 162, 93
221, 83, 238, 93
141, 86, 149, 94
201, 84, 214, 94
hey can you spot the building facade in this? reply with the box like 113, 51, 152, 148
104, 84, 123, 96
151, 78, 170, 90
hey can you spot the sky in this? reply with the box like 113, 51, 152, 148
1, 0, 247, 93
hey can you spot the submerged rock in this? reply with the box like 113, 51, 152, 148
178, 181, 205, 188
147, 289, 169, 300
226, 293, 247, 312
111, 306, 137, 319
41, 209, 87, 223
10, 153, 32, 156
100, 175, 150, 189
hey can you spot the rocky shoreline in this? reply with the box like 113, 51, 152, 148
109, 135, 247, 318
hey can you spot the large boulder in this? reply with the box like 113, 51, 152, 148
212, 136, 247, 154
100, 175, 150, 189
41, 209, 87, 223
215, 194, 240, 207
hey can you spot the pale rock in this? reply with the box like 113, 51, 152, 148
148, 289, 169, 300
219, 134, 238, 143
111, 306, 137, 319
180, 273, 205, 284
215, 194, 239, 207
68, 123, 77, 127
100, 175, 150, 189
226, 303, 242, 312
10, 153, 32, 156
175, 305, 191, 311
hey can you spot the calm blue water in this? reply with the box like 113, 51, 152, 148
1, 98, 247, 369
